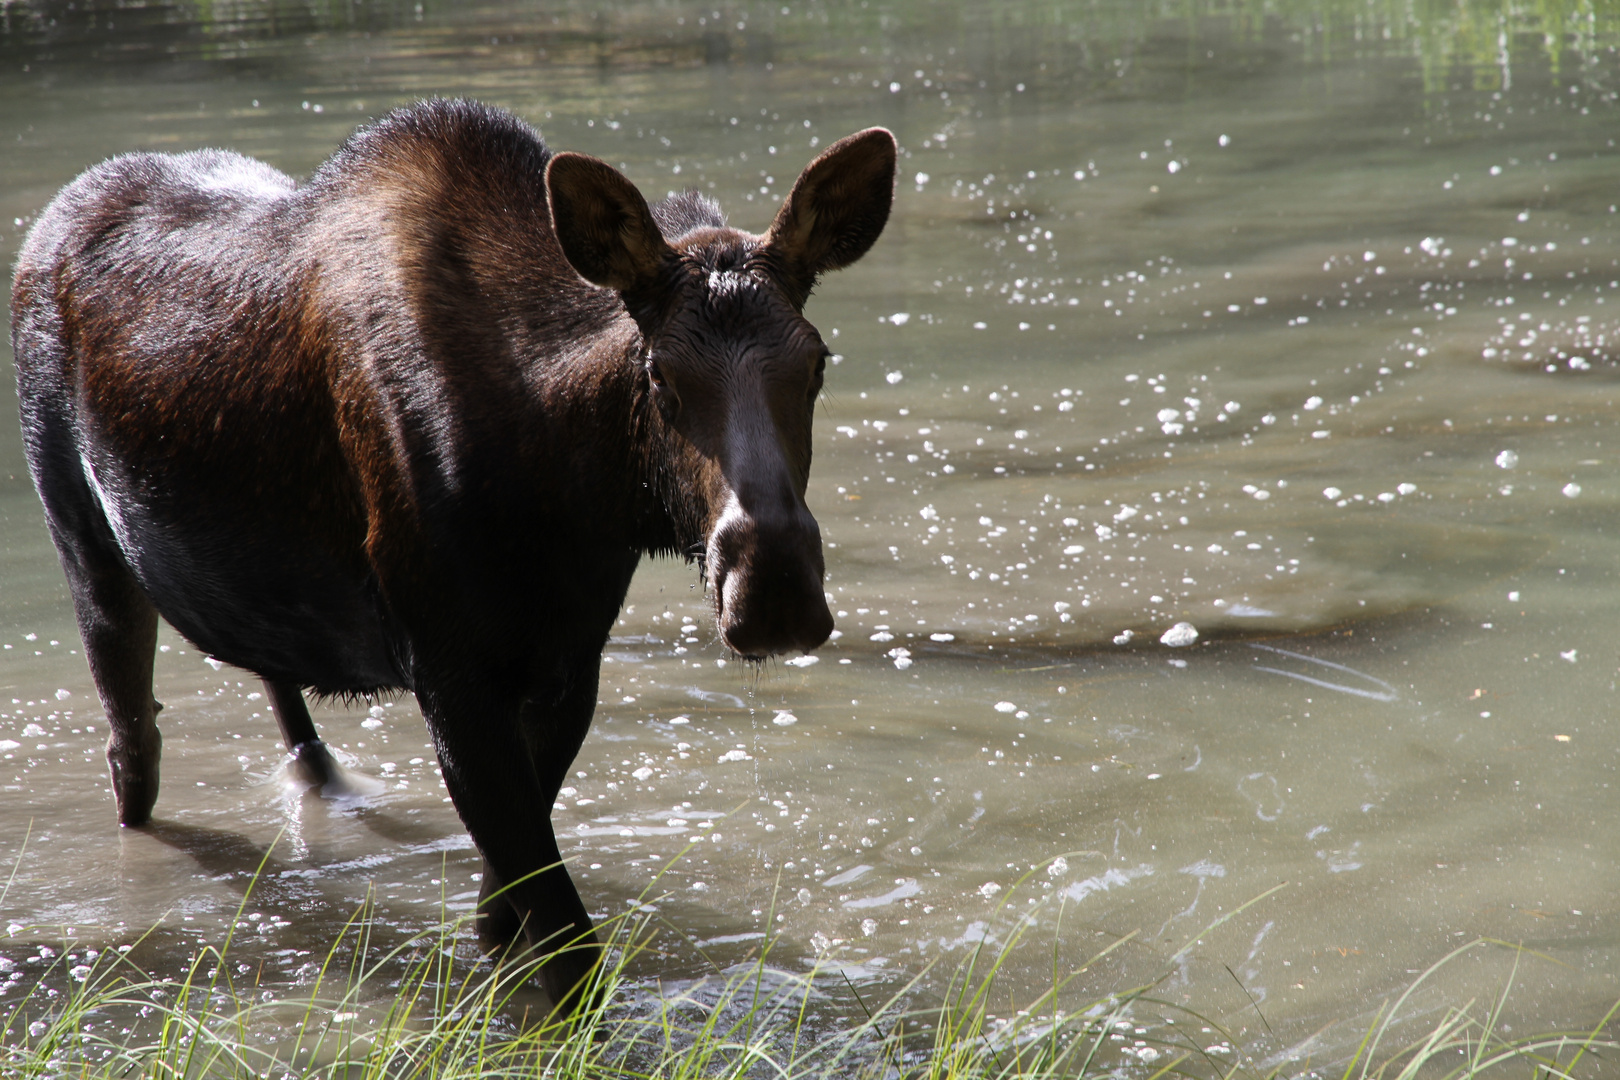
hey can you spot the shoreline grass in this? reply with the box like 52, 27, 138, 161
1, 861, 1615, 1079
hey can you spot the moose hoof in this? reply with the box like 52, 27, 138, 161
108, 738, 161, 826
287, 740, 339, 787
285, 741, 386, 798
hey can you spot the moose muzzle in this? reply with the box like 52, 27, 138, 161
707, 489, 834, 659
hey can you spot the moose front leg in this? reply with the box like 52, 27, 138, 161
417, 676, 601, 1011
476, 668, 600, 947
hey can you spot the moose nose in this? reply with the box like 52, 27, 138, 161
709, 498, 833, 659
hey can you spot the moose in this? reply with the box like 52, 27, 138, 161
10, 98, 896, 1007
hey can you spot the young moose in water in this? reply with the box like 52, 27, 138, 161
10, 99, 895, 1008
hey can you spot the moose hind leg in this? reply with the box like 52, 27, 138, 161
63, 555, 163, 826
262, 680, 340, 788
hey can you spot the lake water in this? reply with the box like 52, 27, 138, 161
2, 0, 1618, 1068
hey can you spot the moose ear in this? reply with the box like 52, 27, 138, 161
546, 152, 673, 292
765, 128, 897, 304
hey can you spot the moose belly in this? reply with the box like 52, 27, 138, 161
84, 456, 406, 694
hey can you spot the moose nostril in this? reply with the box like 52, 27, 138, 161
800, 601, 834, 650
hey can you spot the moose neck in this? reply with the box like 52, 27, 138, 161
522, 310, 698, 566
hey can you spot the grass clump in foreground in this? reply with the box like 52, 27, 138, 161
1, 867, 1615, 1080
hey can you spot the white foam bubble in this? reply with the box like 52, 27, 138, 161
1161, 622, 1199, 647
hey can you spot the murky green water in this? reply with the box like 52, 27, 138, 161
3, 0, 1619, 1067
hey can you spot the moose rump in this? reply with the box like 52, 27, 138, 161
9, 98, 896, 1007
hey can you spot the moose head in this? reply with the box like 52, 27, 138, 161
547, 128, 897, 658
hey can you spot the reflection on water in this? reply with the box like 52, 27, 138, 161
3, 0, 1619, 1067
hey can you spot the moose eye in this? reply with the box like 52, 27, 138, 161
646, 358, 681, 419
807, 352, 828, 403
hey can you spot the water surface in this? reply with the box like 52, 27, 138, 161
3, 1, 1619, 1067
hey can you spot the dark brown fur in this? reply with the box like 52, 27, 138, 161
10, 99, 895, 1008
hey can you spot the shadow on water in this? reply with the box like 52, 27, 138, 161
135, 819, 300, 894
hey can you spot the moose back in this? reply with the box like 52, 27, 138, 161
10, 98, 896, 1006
